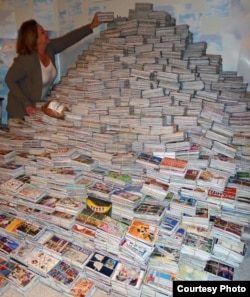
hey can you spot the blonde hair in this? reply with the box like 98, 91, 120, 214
16, 19, 38, 54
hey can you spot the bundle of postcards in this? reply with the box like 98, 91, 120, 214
41, 259, 82, 294
0, 260, 10, 295
159, 156, 188, 180
10, 241, 41, 267
69, 154, 99, 171
103, 171, 133, 188
118, 219, 159, 270
140, 177, 170, 201
181, 168, 201, 189
133, 202, 166, 226
25, 248, 59, 278
158, 214, 181, 238
67, 277, 97, 297
94, 215, 128, 255
71, 224, 96, 251
62, 242, 94, 271
211, 236, 247, 268
86, 181, 115, 202
110, 186, 144, 223
0, 176, 28, 199
0, 149, 16, 165
166, 192, 197, 218
53, 196, 85, 217
203, 258, 235, 281
149, 244, 181, 277
0, 255, 39, 295
210, 217, 246, 270
0, 232, 21, 260
111, 261, 145, 297
119, 236, 154, 271
15, 220, 47, 244
181, 201, 210, 229
42, 233, 73, 261
177, 262, 210, 281
135, 152, 163, 171
211, 217, 243, 243
35, 167, 85, 185
84, 251, 119, 294
97, 11, 114, 22
3, 216, 28, 241
49, 209, 76, 230
0, 213, 18, 236
0, 195, 16, 215
156, 221, 187, 252
0, 164, 25, 179
74, 207, 107, 238
64, 177, 93, 200
48, 147, 79, 169
83, 164, 110, 182
141, 266, 175, 297
178, 231, 215, 271
15, 182, 48, 204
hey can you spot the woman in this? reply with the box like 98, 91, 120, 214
5, 12, 103, 119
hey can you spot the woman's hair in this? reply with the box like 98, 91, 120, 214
16, 19, 38, 54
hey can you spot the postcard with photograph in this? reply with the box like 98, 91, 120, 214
213, 217, 242, 238
43, 235, 71, 255
72, 223, 96, 239
98, 216, 128, 239
36, 195, 59, 212
160, 216, 180, 235
0, 178, 24, 193
111, 188, 142, 204
134, 203, 165, 217
48, 261, 80, 289
85, 252, 118, 278
17, 184, 46, 202
75, 208, 106, 229
120, 238, 153, 260
7, 262, 38, 289
16, 221, 45, 239
0, 257, 15, 278
143, 268, 175, 292
70, 277, 95, 297
205, 259, 234, 280
62, 243, 93, 268
0, 213, 15, 230
3, 217, 25, 234
126, 220, 159, 246
0, 274, 9, 290
27, 251, 59, 275
112, 262, 145, 289
0, 236, 20, 255
183, 232, 214, 254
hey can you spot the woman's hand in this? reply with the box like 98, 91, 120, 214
90, 12, 103, 29
26, 106, 39, 116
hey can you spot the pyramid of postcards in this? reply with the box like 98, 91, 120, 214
0, 2, 250, 296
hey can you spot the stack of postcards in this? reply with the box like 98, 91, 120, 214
94, 216, 128, 255
84, 251, 119, 294
111, 262, 145, 297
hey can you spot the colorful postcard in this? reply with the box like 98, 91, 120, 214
85, 252, 118, 278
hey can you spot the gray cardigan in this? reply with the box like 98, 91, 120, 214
5, 24, 93, 119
